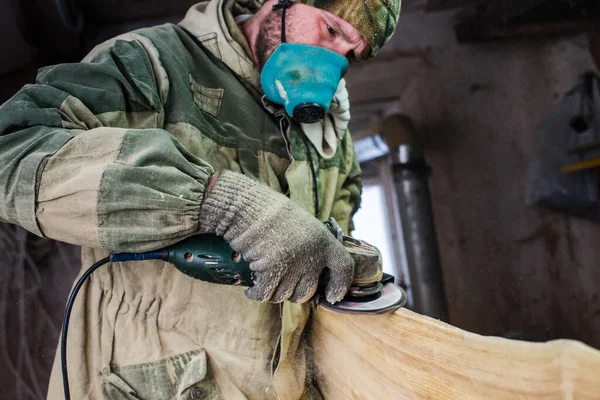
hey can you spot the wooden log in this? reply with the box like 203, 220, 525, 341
310, 307, 600, 399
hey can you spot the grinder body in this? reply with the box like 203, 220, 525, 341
164, 219, 375, 291
166, 235, 254, 286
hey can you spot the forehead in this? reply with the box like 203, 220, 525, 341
320, 9, 363, 39
288, 2, 363, 38
317, 8, 371, 57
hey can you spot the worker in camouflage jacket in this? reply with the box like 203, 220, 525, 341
0, 0, 401, 398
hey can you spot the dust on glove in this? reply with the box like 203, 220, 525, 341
198, 170, 354, 304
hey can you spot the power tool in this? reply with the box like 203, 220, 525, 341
61, 218, 406, 399
159, 218, 406, 314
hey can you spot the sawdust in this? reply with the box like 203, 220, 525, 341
302, 318, 326, 399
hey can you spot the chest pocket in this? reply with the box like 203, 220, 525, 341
102, 349, 223, 400
190, 74, 224, 118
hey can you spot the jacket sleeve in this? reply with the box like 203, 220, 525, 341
330, 131, 363, 234
0, 37, 214, 252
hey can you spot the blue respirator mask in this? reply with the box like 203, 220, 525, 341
260, 0, 349, 123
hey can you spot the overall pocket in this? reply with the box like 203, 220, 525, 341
102, 349, 223, 400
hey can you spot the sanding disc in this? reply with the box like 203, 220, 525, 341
319, 282, 407, 316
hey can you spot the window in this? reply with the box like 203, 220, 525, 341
353, 183, 396, 275
351, 157, 407, 285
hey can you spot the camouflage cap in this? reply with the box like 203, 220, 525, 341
297, 0, 402, 58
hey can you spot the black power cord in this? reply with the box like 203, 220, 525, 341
60, 256, 109, 400
61, 251, 167, 399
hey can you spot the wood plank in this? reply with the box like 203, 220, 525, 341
310, 307, 600, 399
425, 0, 545, 17
561, 157, 600, 173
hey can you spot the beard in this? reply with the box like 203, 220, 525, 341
255, 7, 296, 70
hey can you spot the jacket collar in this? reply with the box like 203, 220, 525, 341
179, 0, 262, 91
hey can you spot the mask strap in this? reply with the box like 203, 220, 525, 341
273, 0, 293, 43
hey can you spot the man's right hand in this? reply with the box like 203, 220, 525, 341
198, 170, 355, 304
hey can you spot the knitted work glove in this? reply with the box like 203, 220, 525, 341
199, 170, 355, 304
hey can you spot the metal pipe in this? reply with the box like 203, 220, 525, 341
392, 143, 447, 320
381, 115, 448, 321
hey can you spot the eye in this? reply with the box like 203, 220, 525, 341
327, 24, 337, 36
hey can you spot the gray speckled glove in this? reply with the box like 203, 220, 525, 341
199, 170, 354, 304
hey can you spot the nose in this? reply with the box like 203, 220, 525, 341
326, 41, 357, 58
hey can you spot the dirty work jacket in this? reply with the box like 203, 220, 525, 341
0, 6, 362, 400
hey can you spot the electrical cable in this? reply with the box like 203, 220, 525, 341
61, 251, 167, 399
61, 256, 109, 400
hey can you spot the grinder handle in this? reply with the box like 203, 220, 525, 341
166, 234, 335, 289
166, 234, 254, 286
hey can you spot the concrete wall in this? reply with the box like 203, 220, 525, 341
346, 10, 600, 348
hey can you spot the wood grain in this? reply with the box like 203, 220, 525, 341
310, 308, 600, 399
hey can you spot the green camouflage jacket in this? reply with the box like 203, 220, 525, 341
0, 0, 362, 399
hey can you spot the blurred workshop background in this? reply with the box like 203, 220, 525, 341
1, 0, 600, 398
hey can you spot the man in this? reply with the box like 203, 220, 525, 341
0, 0, 401, 398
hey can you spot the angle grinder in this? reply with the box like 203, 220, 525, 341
60, 218, 406, 399
163, 218, 406, 314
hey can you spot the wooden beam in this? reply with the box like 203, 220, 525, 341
310, 308, 600, 399
456, 19, 598, 42
426, 0, 547, 16
561, 157, 600, 174
426, 0, 480, 12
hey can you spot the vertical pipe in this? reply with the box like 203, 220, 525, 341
381, 115, 448, 321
